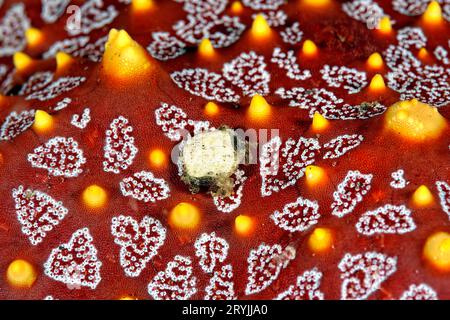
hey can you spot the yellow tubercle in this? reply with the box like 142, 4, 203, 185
235, 215, 253, 236
301, 0, 331, 7
424, 232, 450, 272
204, 101, 220, 116
198, 38, 215, 58
368, 74, 386, 92
230, 1, 244, 14
248, 94, 271, 121
7, 259, 37, 288
132, 0, 154, 12
377, 16, 392, 34
308, 228, 333, 253
32, 110, 54, 133
418, 47, 430, 60
412, 185, 434, 206
311, 112, 329, 132
55, 51, 73, 71
119, 295, 138, 300
25, 27, 44, 47
169, 202, 201, 230
13, 52, 33, 72
302, 40, 318, 56
148, 149, 167, 168
367, 52, 384, 69
102, 29, 152, 80
251, 14, 272, 39
82, 185, 108, 209
384, 99, 447, 141
422, 1, 443, 25
305, 165, 326, 186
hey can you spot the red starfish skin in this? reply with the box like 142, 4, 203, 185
0, 0, 449, 300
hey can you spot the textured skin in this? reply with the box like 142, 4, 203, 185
0, 0, 449, 300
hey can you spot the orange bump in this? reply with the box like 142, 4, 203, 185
248, 94, 271, 121
198, 38, 215, 58
7, 259, 37, 288
308, 227, 333, 253
311, 112, 329, 132
418, 47, 430, 60
367, 52, 384, 69
305, 165, 326, 187
424, 232, 450, 271
56, 51, 73, 71
302, 40, 318, 56
169, 202, 201, 230
25, 27, 44, 47
132, 0, 154, 12
13, 52, 33, 72
82, 185, 108, 209
369, 74, 386, 92
251, 14, 271, 39
119, 295, 138, 300
422, 1, 443, 25
32, 110, 54, 133
235, 215, 253, 236
301, 0, 331, 7
412, 185, 434, 206
230, 1, 244, 14
204, 101, 220, 116
377, 16, 392, 34
149, 149, 167, 168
